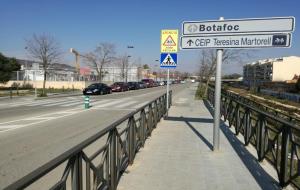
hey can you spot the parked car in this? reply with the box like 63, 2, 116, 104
111, 82, 129, 92
141, 79, 155, 88
159, 81, 165, 86
138, 81, 147, 89
83, 83, 112, 95
127, 82, 140, 90
153, 81, 159, 87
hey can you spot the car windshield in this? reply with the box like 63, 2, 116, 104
88, 84, 98, 88
114, 82, 123, 85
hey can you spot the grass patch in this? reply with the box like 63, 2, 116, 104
195, 83, 207, 100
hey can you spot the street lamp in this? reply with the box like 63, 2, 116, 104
70, 48, 81, 79
126, 46, 134, 82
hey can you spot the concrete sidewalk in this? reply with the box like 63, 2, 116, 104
118, 84, 280, 190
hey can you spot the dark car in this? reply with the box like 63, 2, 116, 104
141, 79, 155, 88
83, 83, 112, 95
127, 82, 140, 90
138, 82, 147, 89
111, 82, 129, 92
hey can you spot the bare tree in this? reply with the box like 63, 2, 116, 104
118, 54, 129, 82
85, 43, 115, 82
25, 33, 62, 96
198, 49, 249, 96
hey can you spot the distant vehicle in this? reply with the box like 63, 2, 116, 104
111, 82, 129, 92
159, 81, 164, 86
138, 82, 147, 89
141, 79, 155, 88
191, 79, 196, 83
83, 83, 112, 95
127, 82, 140, 90
180, 80, 186, 84
153, 81, 159, 87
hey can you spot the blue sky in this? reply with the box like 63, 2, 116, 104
0, 0, 299, 74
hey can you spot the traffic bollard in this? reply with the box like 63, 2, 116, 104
84, 96, 90, 109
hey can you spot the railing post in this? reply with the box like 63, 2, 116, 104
71, 153, 83, 190
279, 126, 290, 187
256, 115, 266, 161
141, 109, 146, 146
235, 104, 240, 135
169, 90, 172, 107
244, 109, 251, 145
109, 130, 117, 190
128, 117, 135, 165
148, 104, 153, 133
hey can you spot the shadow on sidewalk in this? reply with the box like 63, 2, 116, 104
203, 99, 280, 190
165, 116, 213, 151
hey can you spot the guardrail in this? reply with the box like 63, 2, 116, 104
4, 91, 172, 190
207, 87, 300, 188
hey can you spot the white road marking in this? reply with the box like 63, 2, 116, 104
91, 108, 135, 111
95, 99, 129, 108
115, 101, 138, 108
0, 125, 24, 129
0, 109, 88, 133
43, 100, 79, 107
132, 101, 150, 109
60, 101, 83, 107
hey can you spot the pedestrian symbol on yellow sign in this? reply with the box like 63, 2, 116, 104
161, 29, 178, 53
163, 35, 176, 46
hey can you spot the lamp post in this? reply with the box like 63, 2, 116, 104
126, 46, 134, 82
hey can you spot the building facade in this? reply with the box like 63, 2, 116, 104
243, 56, 300, 86
14, 59, 142, 83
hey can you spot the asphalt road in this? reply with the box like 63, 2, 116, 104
0, 83, 190, 189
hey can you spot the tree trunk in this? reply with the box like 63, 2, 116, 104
43, 71, 47, 96
99, 66, 103, 82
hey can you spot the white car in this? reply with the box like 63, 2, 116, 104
191, 79, 195, 83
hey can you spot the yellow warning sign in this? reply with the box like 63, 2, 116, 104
161, 29, 178, 53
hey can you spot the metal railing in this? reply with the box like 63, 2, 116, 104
4, 91, 172, 190
207, 87, 300, 188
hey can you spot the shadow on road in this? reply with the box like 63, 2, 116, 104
203, 99, 280, 190
165, 116, 213, 151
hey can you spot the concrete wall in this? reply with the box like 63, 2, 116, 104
273, 56, 300, 81
0, 81, 95, 89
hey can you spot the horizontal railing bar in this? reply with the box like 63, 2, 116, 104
89, 144, 109, 161
208, 87, 299, 130
4, 91, 171, 190
119, 128, 128, 136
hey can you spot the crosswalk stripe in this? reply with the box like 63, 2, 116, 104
0, 125, 24, 129
60, 102, 82, 107
95, 99, 128, 108
132, 101, 150, 109
115, 101, 138, 108
44, 100, 79, 107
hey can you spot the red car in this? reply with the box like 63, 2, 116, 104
111, 82, 129, 92
141, 79, 155, 88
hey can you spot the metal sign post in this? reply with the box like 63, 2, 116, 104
160, 30, 178, 117
213, 17, 224, 151
166, 68, 170, 116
